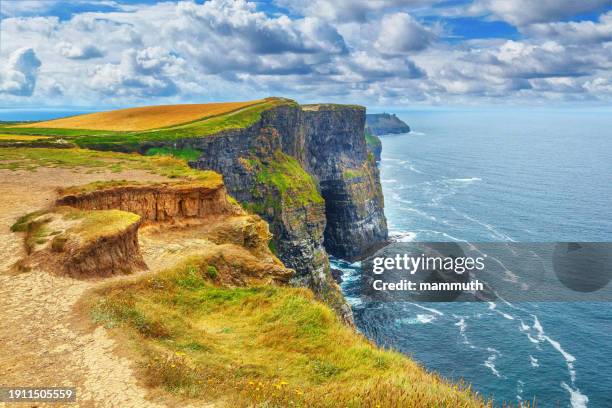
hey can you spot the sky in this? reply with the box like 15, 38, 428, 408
0, 0, 611, 109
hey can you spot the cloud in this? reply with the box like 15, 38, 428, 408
162, 0, 347, 76
522, 11, 612, 44
375, 13, 435, 54
275, 0, 443, 22
0, 0, 611, 106
57, 42, 104, 59
89, 47, 183, 97
0, 48, 42, 96
469, 0, 611, 26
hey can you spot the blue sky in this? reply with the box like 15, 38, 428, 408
1, 0, 611, 108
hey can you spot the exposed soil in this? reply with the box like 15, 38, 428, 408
0, 168, 202, 408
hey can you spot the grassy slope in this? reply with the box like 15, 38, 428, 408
90, 258, 488, 408
0, 147, 222, 186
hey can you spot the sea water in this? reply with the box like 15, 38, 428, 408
336, 110, 612, 407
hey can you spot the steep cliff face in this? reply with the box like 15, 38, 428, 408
189, 102, 388, 322
300, 105, 388, 260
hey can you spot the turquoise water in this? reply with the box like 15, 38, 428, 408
337, 111, 612, 407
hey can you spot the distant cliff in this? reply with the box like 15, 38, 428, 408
366, 113, 410, 135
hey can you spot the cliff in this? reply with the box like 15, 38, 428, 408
3, 99, 389, 325
184, 102, 388, 323
365, 113, 410, 135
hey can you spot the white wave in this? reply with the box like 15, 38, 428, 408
483, 354, 502, 378
530, 355, 540, 368
400, 161, 424, 174
416, 229, 468, 242
562, 382, 589, 408
452, 316, 477, 349
346, 296, 363, 307
410, 131, 426, 136
517, 380, 524, 402
532, 315, 545, 340
381, 178, 397, 183
487, 347, 501, 355
545, 335, 577, 383
526, 333, 541, 345
488, 302, 515, 320
391, 231, 417, 242
410, 303, 444, 316
398, 314, 436, 325
452, 209, 516, 242
398, 205, 438, 222
519, 320, 530, 332
451, 177, 482, 183
532, 315, 578, 383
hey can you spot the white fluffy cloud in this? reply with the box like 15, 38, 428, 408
375, 13, 435, 54
523, 11, 612, 44
469, 0, 610, 26
275, 0, 443, 22
0, 0, 611, 106
0, 48, 42, 96
57, 42, 104, 59
90, 47, 184, 97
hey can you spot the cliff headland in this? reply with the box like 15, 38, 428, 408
0, 98, 486, 407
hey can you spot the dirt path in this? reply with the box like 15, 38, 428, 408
0, 168, 185, 408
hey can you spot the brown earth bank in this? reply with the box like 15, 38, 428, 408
0, 167, 288, 407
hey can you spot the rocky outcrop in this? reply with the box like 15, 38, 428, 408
59, 218, 146, 278
56, 182, 241, 222
366, 113, 410, 135
13, 207, 147, 278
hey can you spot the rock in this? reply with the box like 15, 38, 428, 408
331, 268, 343, 283
365, 113, 410, 135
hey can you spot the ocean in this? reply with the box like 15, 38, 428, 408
335, 110, 612, 407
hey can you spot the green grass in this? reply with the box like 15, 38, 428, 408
89, 259, 490, 408
364, 127, 381, 150
342, 168, 365, 180
247, 150, 324, 207
0, 147, 223, 186
145, 147, 202, 162
0, 98, 296, 151
12, 206, 141, 252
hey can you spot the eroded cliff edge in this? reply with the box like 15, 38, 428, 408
186, 102, 388, 321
